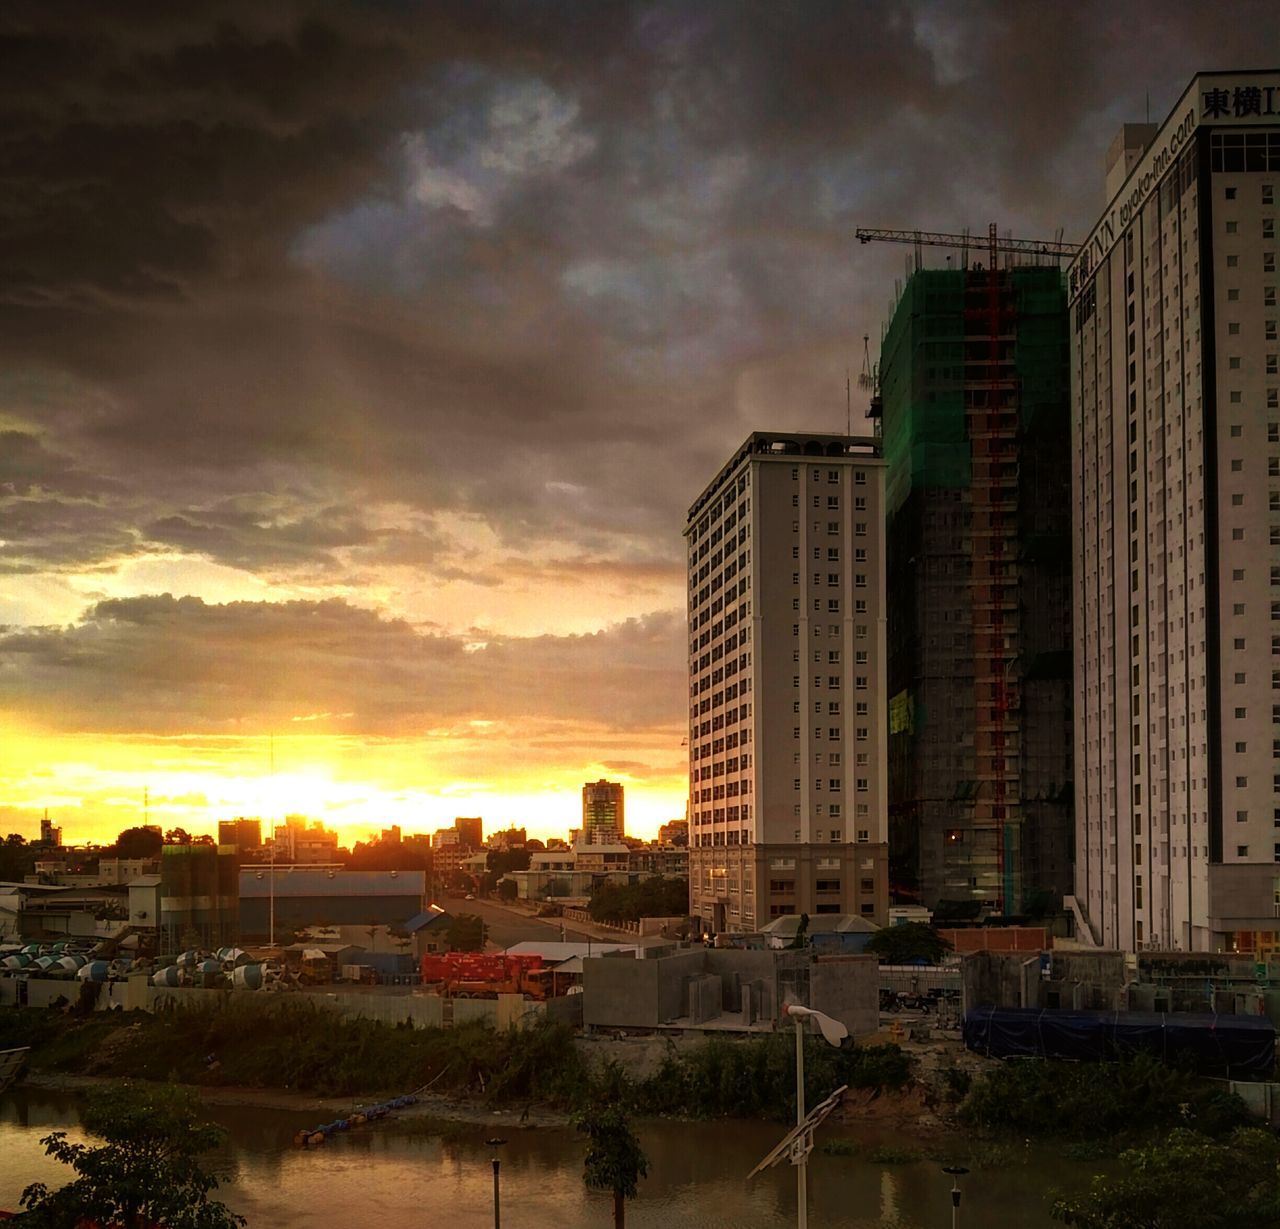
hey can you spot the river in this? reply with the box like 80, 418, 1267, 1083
0, 1088, 1098, 1227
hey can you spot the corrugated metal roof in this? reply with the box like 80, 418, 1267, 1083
239, 869, 425, 898
403, 909, 452, 932
504, 941, 636, 962
760, 914, 879, 936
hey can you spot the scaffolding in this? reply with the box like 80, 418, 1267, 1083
883, 265, 1072, 914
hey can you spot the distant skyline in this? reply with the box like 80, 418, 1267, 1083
2, 3, 1276, 845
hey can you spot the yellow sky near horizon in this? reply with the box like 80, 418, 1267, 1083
0, 727, 686, 847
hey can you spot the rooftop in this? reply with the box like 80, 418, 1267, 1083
239, 869, 425, 898
687, 432, 883, 526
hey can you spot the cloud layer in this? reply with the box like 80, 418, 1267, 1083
1, 1, 1275, 836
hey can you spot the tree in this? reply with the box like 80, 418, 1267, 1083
487, 848, 531, 876
785, 912, 810, 949
164, 827, 193, 846
18, 1082, 244, 1228
115, 826, 163, 860
587, 877, 691, 925
446, 913, 486, 952
497, 878, 518, 902
577, 1102, 648, 1229
1051, 1127, 1280, 1229
864, 922, 952, 965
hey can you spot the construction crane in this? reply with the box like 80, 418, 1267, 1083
855, 223, 1079, 269
855, 220, 1077, 916
858, 334, 881, 428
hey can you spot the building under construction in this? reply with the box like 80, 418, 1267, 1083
878, 259, 1073, 914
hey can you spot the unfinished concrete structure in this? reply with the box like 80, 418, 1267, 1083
581, 947, 879, 1038
881, 265, 1074, 914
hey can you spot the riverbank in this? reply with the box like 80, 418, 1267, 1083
0, 998, 913, 1122
3, 998, 1254, 1148
19, 1070, 575, 1129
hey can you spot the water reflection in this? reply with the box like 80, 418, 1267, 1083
0, 1089, 1096, 1228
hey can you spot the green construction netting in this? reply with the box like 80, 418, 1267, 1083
880, 270, 968, 516
881, 267, 1068, 515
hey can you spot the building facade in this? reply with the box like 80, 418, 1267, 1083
454, 816, 484, 849
238, 868, 426, 939
217, 818, 262, 853
582, 780, 625, 843
882, 265, 1074, 913
1070, 70, 1280, 955
270, 817, 338, 864
686, 432, 890, 933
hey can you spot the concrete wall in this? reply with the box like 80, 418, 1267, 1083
583, 955, 663, 1028
658, 951, 710, 1022
810, 955, 879, 1037
962, 949, 1128, 1011
0, 979, 552, 1032
687, 974, 723, 1024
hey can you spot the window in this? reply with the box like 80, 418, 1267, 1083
1238, 845, 1249, 857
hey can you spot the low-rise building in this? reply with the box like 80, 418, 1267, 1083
238, 867, 426, 940
629, 844, 689, 878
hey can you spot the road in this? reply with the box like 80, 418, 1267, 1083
446, 896, 602, 949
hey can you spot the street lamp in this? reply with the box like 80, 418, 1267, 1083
785, 1005, 849, 1229
942, 1165, 969, 1229
486, 1137, 507, 1229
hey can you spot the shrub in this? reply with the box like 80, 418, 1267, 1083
958, 1054, 1249, 1139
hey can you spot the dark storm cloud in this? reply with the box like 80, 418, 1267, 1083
0, 594, 685, 734
2, 0, 1277, 591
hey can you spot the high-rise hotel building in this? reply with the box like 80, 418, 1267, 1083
1070, 71, 1280, 954
686, 432, 889, 932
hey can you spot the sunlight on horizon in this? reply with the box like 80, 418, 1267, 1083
0, 728, 686, 846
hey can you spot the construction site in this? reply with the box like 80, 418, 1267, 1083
862, 227, 1076, 916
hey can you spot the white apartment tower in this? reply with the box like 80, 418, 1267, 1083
1070, 71, 1280, 955
686, 432, 890, 932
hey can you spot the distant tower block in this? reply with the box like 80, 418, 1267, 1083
582, 780, 625, 844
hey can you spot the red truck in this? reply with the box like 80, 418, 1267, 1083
419, 951, 554, 999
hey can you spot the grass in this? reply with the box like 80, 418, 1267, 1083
865, 1145, 921, 1164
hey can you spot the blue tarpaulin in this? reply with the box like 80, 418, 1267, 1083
962, 1007, 1276, 1079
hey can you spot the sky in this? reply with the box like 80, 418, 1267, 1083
2, 2, 1277, 846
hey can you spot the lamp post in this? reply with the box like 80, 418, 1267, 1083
487, 1137, 506, 1229
785, 1005, 849, 1229
942, 1165, 969, 1229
